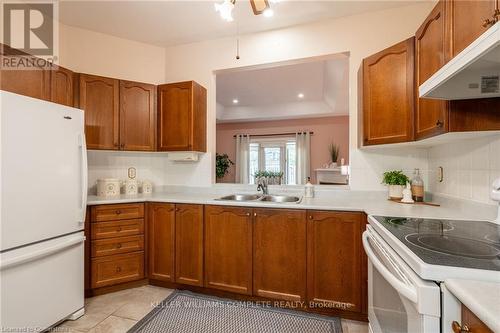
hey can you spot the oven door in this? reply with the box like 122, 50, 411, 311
363, 226, 440, 333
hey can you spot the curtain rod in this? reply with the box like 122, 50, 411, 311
233, 132, 314, 138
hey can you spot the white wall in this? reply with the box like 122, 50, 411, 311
162, 2, 436, 189
428, 135, 500, 205
59, 23, 166, 84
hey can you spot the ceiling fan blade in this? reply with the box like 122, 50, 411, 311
250, 0, 270, 15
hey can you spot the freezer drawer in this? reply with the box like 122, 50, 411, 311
0, 232, 85, 332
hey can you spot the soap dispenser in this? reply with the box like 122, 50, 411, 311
304, 177, 314, 198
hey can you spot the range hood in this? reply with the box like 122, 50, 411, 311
419, 21, 500, 100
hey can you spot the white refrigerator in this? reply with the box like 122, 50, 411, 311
0, 91, 87, 331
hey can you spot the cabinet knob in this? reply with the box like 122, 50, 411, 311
116, 227, 122, 232
116, 266, 122, 273
452, 321, 470, 333
309, 215, 313, 220
175, 208, 180, 212
483, 17, 496, 28
116, 243, 122, 249
253, 212, 257, 217
115, 210, 122, 215
436, 120, 444, 128
246, 212, 251, 216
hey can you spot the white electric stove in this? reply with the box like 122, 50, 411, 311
363, 215, 500, 333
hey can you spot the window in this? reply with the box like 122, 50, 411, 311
248, 137, 296, 185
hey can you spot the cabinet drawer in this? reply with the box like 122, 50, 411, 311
91, 219, 144, 240
91, 203, 144, 222
91, 251, 144, 288
91, 235, 144, 258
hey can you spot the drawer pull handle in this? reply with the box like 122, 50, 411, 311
116, 267, 122, 273
452, 321, 470, 333
116, 210, 122, 215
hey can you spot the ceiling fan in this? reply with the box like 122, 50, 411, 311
215, 0, 275, 22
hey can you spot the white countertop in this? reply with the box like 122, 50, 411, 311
87, 187, 498, 222
445, 279, 500, 332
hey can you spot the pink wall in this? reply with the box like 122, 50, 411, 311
216, 116, 349, 184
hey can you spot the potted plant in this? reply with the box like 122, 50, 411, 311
328, 143, 340, 168
216, 153, 234, 180
382, 170, 409, 200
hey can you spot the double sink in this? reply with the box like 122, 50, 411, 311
217, 193, 302, 204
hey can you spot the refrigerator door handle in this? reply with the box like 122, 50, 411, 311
0, 234, 85, 270
78, 133, 88, 225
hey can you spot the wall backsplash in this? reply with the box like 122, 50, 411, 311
428, 135, 500, 205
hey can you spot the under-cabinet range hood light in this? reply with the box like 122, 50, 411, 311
419, 21, 500, 100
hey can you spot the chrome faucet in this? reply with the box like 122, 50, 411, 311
257, 178, 269, 195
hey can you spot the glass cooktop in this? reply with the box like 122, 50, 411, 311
372, 216, 500, 271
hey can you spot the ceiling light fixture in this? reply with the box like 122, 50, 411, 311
215, 0, 235, 22
233, 99, 239, 104
297, 93, 305, 99
263, 8, 274, 17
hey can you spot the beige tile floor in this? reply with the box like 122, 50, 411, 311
58, 285, 368, 333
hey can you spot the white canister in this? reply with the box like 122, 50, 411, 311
124, 178, 138, 195
141, 180, 153, 194
96, 179, 121, 197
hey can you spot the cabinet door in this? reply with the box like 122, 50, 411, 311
253, 208, 307, 301
415, 1, 449, 140
204, 206, 252, 295
307, 211, 365, 314
147, 203, 175, 282
448, 0, 498, 58
175, 204, 204, 286
362, 38, 415, 145
50, 66, 74, 107
460, 305, 494, 333
0, 66, 50, 101
79, 74, 119, 150
119, 80, 156, 151
157, 82, 193, 151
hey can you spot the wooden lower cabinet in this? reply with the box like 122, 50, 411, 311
147, 203, 175, 282
307, 211, 366, 315
253, 208, 307, 302
175, 204, 204, 286
204, 206, 253, 295
88, 203, 146, 292
91, 251, 144, 288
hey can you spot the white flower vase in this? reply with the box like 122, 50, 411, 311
388, 185, 404, 200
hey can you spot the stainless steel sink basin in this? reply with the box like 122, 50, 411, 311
216, 194, 302, 204
217, 194, 262, 201
260, 195, 302, 203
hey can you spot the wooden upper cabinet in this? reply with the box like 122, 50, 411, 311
307, 211, 366, 315
175, 204, 204, 286
157, 81, 207, 152
50, 66, 74, 107
0, 66, 51, 101
415, 1, 449, 140
362, 38, 415, 146
204, 206, 253, 295
447, 0, 498, 58
119, 80, 156, 151
253, 208, 307, 302
79, 74, 120, 150
147, 203, 175, 282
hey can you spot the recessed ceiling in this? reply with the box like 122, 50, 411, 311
216, 54, 349, 122
59, 0, 421, 47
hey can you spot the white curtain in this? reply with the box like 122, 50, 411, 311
296, 132, 311, 185
235, 134, 250, 184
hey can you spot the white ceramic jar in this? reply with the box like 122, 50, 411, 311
124, 178, 138, 195
96, 179, 121, 197
142, 180, 153, 194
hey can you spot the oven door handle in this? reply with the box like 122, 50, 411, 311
362, 231, 418, 304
